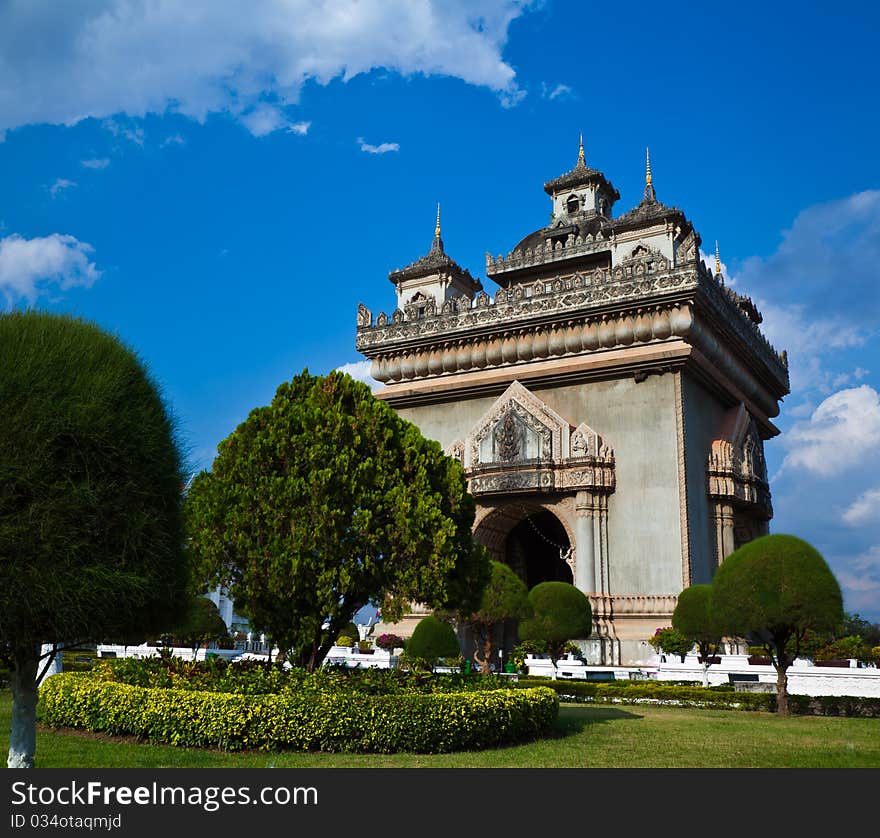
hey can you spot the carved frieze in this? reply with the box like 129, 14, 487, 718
356, 261, 788, 401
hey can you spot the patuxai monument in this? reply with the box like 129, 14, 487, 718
356, 140, 790, 665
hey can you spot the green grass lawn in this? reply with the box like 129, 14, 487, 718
2, 690, 878, 767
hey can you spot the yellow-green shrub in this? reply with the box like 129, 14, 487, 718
38, 673, 558, 753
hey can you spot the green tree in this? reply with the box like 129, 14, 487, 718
171, 596, 229, 657
185, 370, 489, 672
839, 613, 880, 648
0, 312, 188, 768
459, 560, 531, 674
519, 582, 592, 667
647, 627, 693, 661
672, 585, 723, 686
405, 615, 460, 668
713, 533, 843, 716
813, 635, 874, 664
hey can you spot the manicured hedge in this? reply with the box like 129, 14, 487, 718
92, 657, 510, 695
513, 678, 880, 717
514, 679, 774, 711
38, 673, 559, 753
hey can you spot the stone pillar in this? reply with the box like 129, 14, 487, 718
721, 504, 736, 560
574, 491, 595, 594
713, 502, 736, 565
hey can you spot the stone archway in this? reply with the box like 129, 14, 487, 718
470, 499, 576, 669
474, 500, 575, 590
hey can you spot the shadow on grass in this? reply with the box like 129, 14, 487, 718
551, 704, 642, 739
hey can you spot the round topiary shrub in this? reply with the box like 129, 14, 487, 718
406, 616, 460, 662
519, 581, 592, 665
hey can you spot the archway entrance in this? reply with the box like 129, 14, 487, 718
473, 502, 573, 591
470, 502, 574, 670
505, 510, 572, 589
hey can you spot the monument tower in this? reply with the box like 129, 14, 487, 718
355, 140, 789, 664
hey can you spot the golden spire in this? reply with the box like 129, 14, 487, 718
715, 241, 722, 275
577, 132, 585, 166
435, 202, 441, 238
646, 147, 652, 186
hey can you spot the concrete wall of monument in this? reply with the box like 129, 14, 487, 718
390, 371, 687, 596
681, 372, 731, 585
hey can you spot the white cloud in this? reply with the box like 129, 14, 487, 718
541, 82, 574, 100
104, 118, 145, 146
0, 233, 101, 306
336, 360, 381, 392
287, 121, 310, 135
160, 134, 185, 147
779, 386, 880, 477
49, 178, 77, 198
843, 488, 880, 526
757, 301, 865, 396
0, 1, 528, 138
832, 545, 880, 616
240, 104, 290, 137
81, 157, 110, 169
725, 191, 880, 408
358, 137, 400, 154
737, 189, 880, 320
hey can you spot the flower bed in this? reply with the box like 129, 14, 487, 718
38, 672, 558, 753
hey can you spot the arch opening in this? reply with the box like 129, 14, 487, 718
474, 503, 573, 590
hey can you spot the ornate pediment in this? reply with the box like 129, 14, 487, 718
466, 380, 569, 470
458, 381, 615, 496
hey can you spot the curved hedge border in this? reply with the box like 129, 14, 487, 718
514, 678, 880, 717
38, 673, 559, 753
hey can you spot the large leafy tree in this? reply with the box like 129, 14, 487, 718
519, 581, 592, 667
712, 533, 843, 716
672, 585, 723, 687
0, 312, 189, 768
459, 560, 531, 674
186, 369, 489, 672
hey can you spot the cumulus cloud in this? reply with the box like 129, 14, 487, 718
49, 178, 77, 198
0, 1, 529, 138
738, 189, 880, 320
727, 190, 880, 405
843, 488, 880, 526
335, 360, 381, 391
81, 157, 110, 169
779, 386, 880, 477
757, 301, 866, 396
358, 137, 400, 154
0, 233, 101, 306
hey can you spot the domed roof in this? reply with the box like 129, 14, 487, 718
512, 213, 611, 254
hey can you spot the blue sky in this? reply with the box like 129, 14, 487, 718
1, 1, 878, 623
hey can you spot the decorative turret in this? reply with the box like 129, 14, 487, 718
388, 204, 482, 311
610, 148, 698, 268
543, 134, 620, 219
